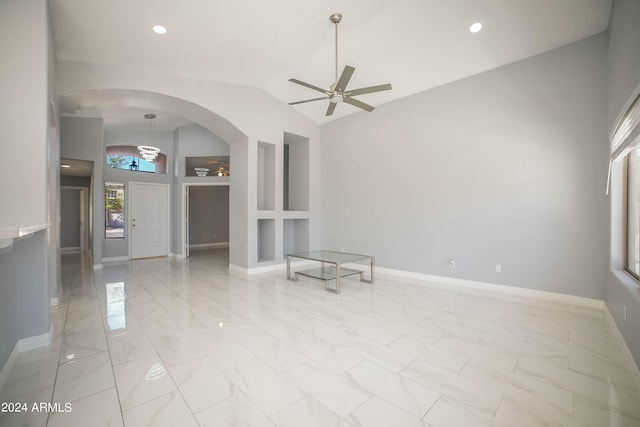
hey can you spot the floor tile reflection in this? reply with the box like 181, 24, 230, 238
0, 249, 638, 427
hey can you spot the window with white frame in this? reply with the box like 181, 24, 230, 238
626, 149, 640, 278
611, 92, 640, 280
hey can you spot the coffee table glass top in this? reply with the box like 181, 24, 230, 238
287, 250, 372, 263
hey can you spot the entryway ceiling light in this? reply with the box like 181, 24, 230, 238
138, 113, 161, 161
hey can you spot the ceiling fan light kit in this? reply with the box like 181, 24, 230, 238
288, 13, 392, 116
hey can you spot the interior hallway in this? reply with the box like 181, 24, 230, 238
0, 250, 639, 426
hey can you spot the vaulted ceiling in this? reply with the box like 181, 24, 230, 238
50, 0, 612, 128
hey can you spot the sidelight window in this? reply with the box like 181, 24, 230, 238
105, 183, 125, 239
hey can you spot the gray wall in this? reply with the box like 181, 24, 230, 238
60, 189, 80, 248
188, 186, 230, 245
605, 0, 640, 368
319, 33, 608, 299
47, 4, 61, 306
0, 0, 53, 370
60, 116, 104, 266
61, 175, 91, 187
0, 232, 49, 371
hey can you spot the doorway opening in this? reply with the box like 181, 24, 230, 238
183, 183, 230, 261
60, 158, 93, 255
60, 187, 88, 254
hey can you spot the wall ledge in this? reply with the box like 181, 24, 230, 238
0, 223, 50, 252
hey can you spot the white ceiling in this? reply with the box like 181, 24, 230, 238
60, 158, 93, 177
50, 0, 612, 128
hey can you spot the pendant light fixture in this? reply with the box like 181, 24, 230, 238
138, 113, 161, 161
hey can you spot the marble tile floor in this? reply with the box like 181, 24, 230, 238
1, 248, 639, 426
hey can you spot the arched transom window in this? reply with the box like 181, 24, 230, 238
105, 145, 167, 174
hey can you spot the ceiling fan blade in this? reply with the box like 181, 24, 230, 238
344, 97, 375, 112
289, 96, 328, 106
345, 83, 392, 97
334, 65, 355, 92
289, 78, 330, 95
326, 102, 337, 116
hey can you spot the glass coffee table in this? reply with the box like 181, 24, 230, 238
286, 250, 375, 294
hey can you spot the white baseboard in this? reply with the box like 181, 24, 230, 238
229, 264, 249, 275
372, 266, 604, 309
243, 260, 603, 309
60, 246, 80, 254
189, 242, 229, 250
93, 264, 103, 270
102, 256, 130, 263
230, 263, 284, 275
240, 259, 316, 275
0, 323, 53, 393
251, 263, 286, 274
604, 305, 640, 398
17, 323, 53, 353
50, 296, 60, 307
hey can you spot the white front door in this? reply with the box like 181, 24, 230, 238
130, 183, 169, 259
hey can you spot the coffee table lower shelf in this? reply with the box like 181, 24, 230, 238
293, 266, 364, 293
286, 250, 375, 294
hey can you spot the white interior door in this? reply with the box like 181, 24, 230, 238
130, 183, 169, 259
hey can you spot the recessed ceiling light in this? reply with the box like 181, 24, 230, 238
61, 164, 71, 168
152, 25, 167, 34
469, 22, 482, 33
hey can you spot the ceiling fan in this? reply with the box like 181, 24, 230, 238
288, 13, 392, 116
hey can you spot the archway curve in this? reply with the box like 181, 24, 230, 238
58, 88, 249, 268
58, 88, 248, 145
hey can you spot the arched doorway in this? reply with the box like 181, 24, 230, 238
58, 89, 249, 269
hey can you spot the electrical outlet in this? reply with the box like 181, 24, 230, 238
496, 264, 502, 273
449, 259, 455, 268
624, 305, 627, 321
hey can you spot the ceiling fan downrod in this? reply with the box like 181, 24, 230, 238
330, 13, 342, 86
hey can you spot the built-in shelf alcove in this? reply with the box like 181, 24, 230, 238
257, 141, 276, 210
257, 219, 276, 262
283, 132, 309, 212
283, 218, 309, 256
